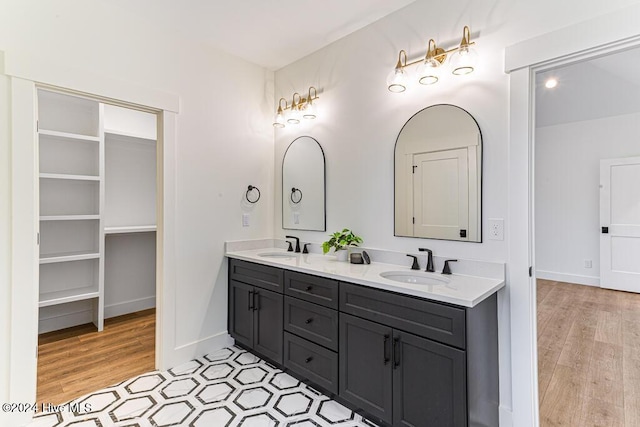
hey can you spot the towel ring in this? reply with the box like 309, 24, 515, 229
291, 187, 303, 204
246, 185, 261, 204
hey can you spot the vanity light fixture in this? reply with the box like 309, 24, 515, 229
387, 26, 478, 93
273, 86, 319, 128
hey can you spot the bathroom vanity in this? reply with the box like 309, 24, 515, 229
226, 247, 503, 427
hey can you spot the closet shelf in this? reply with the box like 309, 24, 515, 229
39, 129, 100, 143
105, 129, 156, 143
39, 287, 100, 307
41, 215, 100, 221
40, 251, 101, 264
104, 225, 156, 234
39, 173, 100, 181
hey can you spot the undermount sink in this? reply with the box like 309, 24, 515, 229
380, 271, 450, 286
258, 252, 298, 258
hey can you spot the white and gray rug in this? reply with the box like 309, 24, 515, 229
29, 345, 378, 427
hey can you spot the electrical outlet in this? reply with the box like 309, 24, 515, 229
293, 212, 300, 224
242, 213, 250, 227
488, 219, 504, 240
584, 259, 592, 268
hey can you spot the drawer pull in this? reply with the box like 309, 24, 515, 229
383, 334, 390, 365
306, 285, 313, 292
305, 356, 313, 364
305, 318, 314, 324
253, 291, 259, 311
248, 290, 254, 311
393, 337, 401, 369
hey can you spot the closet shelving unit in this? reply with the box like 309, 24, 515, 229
37, 90, 157, 333
37, 90, 104, 329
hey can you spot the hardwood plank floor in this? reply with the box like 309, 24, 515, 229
538, 280, 640, 426
37, 309, 155, 405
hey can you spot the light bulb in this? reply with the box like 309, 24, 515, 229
450, 46, 478, 75
273, 107, 285, 128
416, 58, 440, 85
545, 78, 558, 89
303, 101, 316, 119
387, 67, 407, 93
287, 107, 300, 124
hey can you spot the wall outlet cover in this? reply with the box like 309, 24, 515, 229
242, 213, 250, 227
488, 218, 504, 241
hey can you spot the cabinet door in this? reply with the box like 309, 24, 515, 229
229, 280, 254, 349
393, 330, 467, 427
253, 287, 283, 364
339, 313, 393, 424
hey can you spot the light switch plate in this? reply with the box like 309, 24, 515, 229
293, 212, 300, 224
488, 218, 504, 240
242, 213, 250, 227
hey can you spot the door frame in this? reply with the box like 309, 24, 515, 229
505, 6, 640, 426
3, 51, 179, 426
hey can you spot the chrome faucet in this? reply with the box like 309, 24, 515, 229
285, 235, 301, 253
418, 248, 435, 272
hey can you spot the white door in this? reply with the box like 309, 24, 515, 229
600, 156, 640, 292
413, 149, 469, 239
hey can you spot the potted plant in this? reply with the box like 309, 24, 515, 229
322, 228, 363, 261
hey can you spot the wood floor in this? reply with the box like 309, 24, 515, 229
538, 280, 640, 426
37, 309, 155, 405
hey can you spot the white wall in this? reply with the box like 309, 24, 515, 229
0, 73, 11, 408
535, 112, 640, 285
273, 0, 640, 420
0, 0, 274, 387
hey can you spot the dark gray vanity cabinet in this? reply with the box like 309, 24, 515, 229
339, 313, 466, 427
227, 259, 499, 427
283, 271, 340, 394
339, 282, 497, 427
228, 259, 284, 364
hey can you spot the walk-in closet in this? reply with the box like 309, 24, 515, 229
36, 89, 158, 403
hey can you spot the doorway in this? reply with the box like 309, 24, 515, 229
533, 47, 640, 425
35, 88, 160, 405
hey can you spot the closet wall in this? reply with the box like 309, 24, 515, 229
37, 90, 157, 333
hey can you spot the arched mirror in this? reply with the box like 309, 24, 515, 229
394, 104, 482, 241
282, 136, 326, 231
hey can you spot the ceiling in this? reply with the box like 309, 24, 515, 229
107, 0, 417, 70
536, 46, 640, 127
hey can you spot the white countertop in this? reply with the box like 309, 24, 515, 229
225, 247, 505, 308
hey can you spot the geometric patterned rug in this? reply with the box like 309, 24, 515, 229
28, 346, 379, 426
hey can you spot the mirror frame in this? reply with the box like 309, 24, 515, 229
393, 104, 483, 242
282, 135, 327, 231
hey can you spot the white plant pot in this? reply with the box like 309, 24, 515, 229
335, 249, 348, 262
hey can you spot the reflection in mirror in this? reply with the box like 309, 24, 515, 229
282, 136, 326, 231
394, 104, 482, 242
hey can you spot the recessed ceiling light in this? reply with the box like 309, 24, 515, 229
544, 78, 558, 89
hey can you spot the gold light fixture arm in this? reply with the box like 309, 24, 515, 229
403, 26, 475, 67
395, 50, 408, 70
277, 97, 287, 114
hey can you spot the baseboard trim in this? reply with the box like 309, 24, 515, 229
38, 309, 93, 334
104, 296, 155, 319
162, 331, 234, 370
499, 405, 513, 427
536, 270, 599, 287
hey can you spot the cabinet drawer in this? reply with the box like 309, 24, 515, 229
284, 296, 338, 351
284, 332, 338, 395
340, 282, 466, 349
284, 270, 338, 309
229, 259, 283, 292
